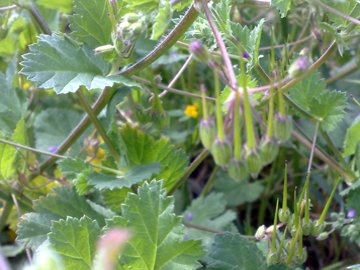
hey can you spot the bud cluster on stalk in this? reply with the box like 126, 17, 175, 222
258, 163, 339, 267
191, 40, 293, 181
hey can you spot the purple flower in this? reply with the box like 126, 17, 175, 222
347, 209, 356, 218
48, 146, 59, 153
189, 40, 209, 63
242, 52, 250, 59
295, 56, 309, 70
186, 212, 193, 221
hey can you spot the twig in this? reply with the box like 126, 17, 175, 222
0, 4, 17, 11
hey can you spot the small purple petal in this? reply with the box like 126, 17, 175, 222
242, 52, 250, 59
186, 212, 193, 221
171, 52, 178, 59
48, 146, 59, 153
183, 234, 190, 241
347, 209, 356, 218
295, 56, 308, 70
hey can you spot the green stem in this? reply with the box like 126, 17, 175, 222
287, 226, 301, 265
169, 149, 210, 194
304, 172, 310, 223
277, 90, 286, 116
76, 88, 120, 161
214, 70, 225, 141
201, 84, 209, 121
233, 90, 242, 160
266, 86, 275, 139
201, 166, 219, 197
282, 162, 288, 210
23, 2, 51, 35
271, 199, 279, 253
0, 202, 13, 230
241, 63, 256, 150
276, 226, 287, 261
317, 178, 341, 225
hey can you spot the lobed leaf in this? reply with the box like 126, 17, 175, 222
20, 34, 138, 94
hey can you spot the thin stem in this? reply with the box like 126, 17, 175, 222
326, 61, 359, 84
317, 177, 341, 225
242, 67, 256, 150
313, 0, 360, 26
77, 88, 120, 161
214, 70, 225, 141
133, 75, 214, 101
24, 2, 51, 35
233, 90, 242, 160
201, 166, 219, 197
169, 149, 209, 194
0, 4, 17, 11
158, 55, 193, 98
201, 84, 209, 120
201, 0, 238, 90
259, 35, 312, 51
271, 199, 279, 253
282, 162, 288, 210
0, 202, 13, 231
266, 86, 275, 138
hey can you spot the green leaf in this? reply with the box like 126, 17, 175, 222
213, 170, 264, 207
49, 216, 101, 270
106, 180, 204, 269
343, 116, 360, 157
172, 0, 192, 11
324, 0, 360, 28
183, 193, 236, 248
151, 0, 172, 40
123, 0, 159, 12
289, 72, 347, 131
0, 118, 27, 179
36, 0, 73, 13
0, 71, 26, 135
20, 34, 138, 94
204, 232, 267, 270
118, 125, 188, 190
17, 187, 106, 249
88, 163, 162, 190
271, 0, 292, 18
70, 0, 112, 48
33, 108, 82, 152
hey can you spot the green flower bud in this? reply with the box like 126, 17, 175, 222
199, 119, 216, 149
259, 138, 279, 165
245, 149, 263, 177
302, 219, 314, 236
211, 139, 232, 167
294, 248, 308, 265
266, 252, 278, 265
316, 232, 329, 241
279, 208, 291, 224
125, 13, 140, 23
312, 221, 326, 236
228, 159, 248, 182
274, 113, 293, 142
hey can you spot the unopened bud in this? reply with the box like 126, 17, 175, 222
245, 149, 263, 177
199, 119, 216, 149
274, 113, 293, 142
228, 159, 248, 182
189, 40, 209, 63
211, 139, 232, 167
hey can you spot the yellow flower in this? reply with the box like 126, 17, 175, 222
184, 103, 199, 118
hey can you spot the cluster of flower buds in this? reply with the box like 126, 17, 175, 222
192, 40, 293, 181
113, 13, 145, 58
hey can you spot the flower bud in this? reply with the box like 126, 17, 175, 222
294, 248, 308, 265
189, 40, 209, 63
199, 119, 216, 149
278, 207, 291, 224
316, 232, 329, 241
228, 159, 248, 182
274, 113, 293, 142
288, 56, 310, 78
255, 225, 266, 240
259, 138, 279, 165
302, 219, 314, 236
266, 252, 278, 265
245, 149, 263, 177
125, 13, 140, 23
311, 221, 326, 236
211, 139, 232, 167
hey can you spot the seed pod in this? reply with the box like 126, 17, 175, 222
259, 138, 279, 165
228, 159, 248, 182
245, 149, 263, 177
211, 139, 232, 167
274, 113, 293, 142
199, 119, 216, 149
278, 207, 291, 224
302, 218, 314, 236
